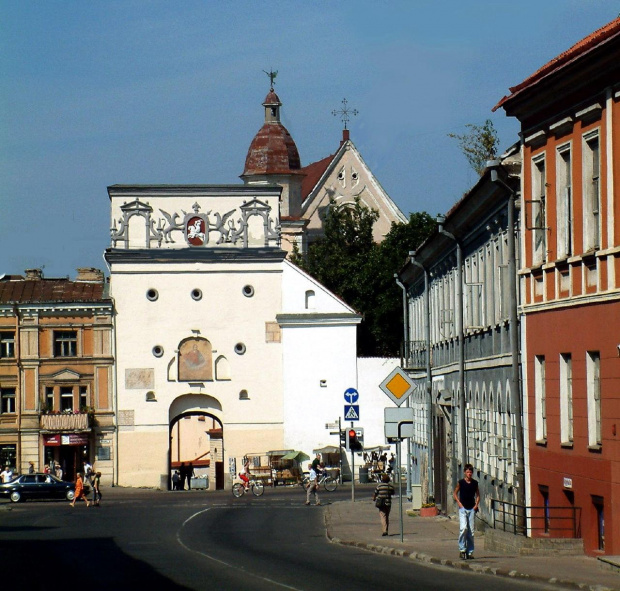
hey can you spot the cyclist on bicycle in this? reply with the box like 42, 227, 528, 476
239, 456, 251, 491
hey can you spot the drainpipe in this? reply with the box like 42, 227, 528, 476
407, 253, 433, 502
14, 306, 22, 473
111, 300, 119, 487
394, 274, 412, 500
488, 160, 525, 510
436, 216, 466, 473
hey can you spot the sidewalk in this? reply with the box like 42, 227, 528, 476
325, 497, 620, 591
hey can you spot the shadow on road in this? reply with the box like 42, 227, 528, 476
0, 538, 191, 591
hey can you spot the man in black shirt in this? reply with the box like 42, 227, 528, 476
453, 463, 480, 559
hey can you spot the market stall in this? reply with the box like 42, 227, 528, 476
268, 449, 308, 486
312, 445, 342, 480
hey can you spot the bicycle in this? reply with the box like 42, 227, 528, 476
300, 471, 338, 492
232, 477, 265, 497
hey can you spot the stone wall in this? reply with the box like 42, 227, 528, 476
485, 528, 584, 556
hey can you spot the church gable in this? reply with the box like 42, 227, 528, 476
301, 139, 406, 244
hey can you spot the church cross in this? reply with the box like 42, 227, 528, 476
263, 69, 278, 88
332, 98, 358, 130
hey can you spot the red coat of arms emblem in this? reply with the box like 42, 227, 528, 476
186, 216, 206, 246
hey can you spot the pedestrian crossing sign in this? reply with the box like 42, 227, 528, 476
344, 404, 359, 420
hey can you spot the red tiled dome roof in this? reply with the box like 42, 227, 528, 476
242, 87, 302, 176
243, 122, 301, 175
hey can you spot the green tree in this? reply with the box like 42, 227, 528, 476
361, 212, 436, 356
292, 202, 435, 357
448, 119, 499, 176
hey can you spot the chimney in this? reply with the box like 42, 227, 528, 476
340, 129, 350, 146
75, 268, 105, 283
25, 268, 43, 280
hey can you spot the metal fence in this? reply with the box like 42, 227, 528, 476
491, 498, 581, 538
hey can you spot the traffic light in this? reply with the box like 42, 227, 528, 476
346, 428, 364, 452
339, 430, 347, 448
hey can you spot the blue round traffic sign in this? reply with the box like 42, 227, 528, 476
344, 387, 359, 404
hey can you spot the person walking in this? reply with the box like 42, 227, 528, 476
453, 463, 480, 559
187, 462, 195, 490
70, 472, 90, 507
92, 471, 102, 506
28, 461, 35, 474
0, 466, 13, 483
305, 463, 320, 506
372, 473, 395, 536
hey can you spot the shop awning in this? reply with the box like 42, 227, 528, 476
313, 445, 340, 454
266, 449, 295, 457
363, 445, 391, 453
280, 450, 310, 462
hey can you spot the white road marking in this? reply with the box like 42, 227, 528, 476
176, 507, 305, 591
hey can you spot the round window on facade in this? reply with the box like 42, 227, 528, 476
191, 288, 203, 301
242, 285, 254, 298
146, 288, 159, 301
152, 345, 164, 358
234, 342, 246, 355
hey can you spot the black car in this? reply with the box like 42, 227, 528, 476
0, 473, 75, 503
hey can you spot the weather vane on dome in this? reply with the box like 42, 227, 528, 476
332, 98, 358, 130
263, 69, 278, 89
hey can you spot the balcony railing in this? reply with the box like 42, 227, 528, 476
40, 412, 90, 431
401, 340, 428, 371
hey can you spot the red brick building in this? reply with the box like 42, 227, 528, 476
495, 18, 620, 555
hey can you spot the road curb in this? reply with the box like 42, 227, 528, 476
324, 508, 618, 591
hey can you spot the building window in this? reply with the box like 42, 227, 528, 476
54, 331, 77, 357
539, 485, 550, 533
559, 354, 573, 445
1, 388, 16, 414
305, 290, 315, 310
534, 355, 546, 442
45, 386, 54, 412
583, 132, 600, 252
531, 155, 547, 265
79, 386, 88, 410
60, 386, 74, 412
0, 332, 15, 359
586, 351, 601, 448
0, 444, 16, 469
593, 496, 605, 551
556, 145, 572, 259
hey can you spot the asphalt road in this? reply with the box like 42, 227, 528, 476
0, 486, 560, 590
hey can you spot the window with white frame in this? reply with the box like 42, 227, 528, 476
54, 331, 77, 357
556, 144, 572, 259
535, 355, 547, 441
586, 351, 602, 447
531, 155, 547, 265
1, 388, 16, 414
583, 131, 600, 252
60, 386, 74, 412
45, 386, 54, 411
559, 353, 573, 444
79, 386, 89, 410
0, 332, 15, 358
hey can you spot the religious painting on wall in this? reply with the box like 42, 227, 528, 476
178, 338, 213, 381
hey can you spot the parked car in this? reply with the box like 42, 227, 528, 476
0, 473, 76, 503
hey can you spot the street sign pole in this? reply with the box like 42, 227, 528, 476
350, 421, 355, 502
397, 439, 403, 543
338, 416, 342, 485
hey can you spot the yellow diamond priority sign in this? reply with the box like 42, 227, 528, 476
379, 367, 415, 407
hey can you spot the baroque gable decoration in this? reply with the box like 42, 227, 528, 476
111, 199, 280, 249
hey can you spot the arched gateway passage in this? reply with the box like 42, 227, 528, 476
168, 394, 224, 491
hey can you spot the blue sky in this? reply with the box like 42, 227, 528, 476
1, 1, 617, 277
